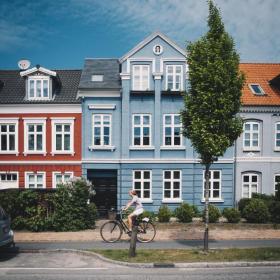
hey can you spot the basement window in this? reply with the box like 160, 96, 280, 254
249, 84, 265, 95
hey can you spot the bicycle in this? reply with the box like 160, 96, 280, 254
100, 209, 156, 243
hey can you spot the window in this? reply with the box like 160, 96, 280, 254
166, 65, 183, 91
203, 170, 222, 201
275, 123, 280, 150
0, 122, 17, 153
51, 118, 74, 154
249, 84, 265, 95
163, 170, 181, 201
132, 65, 149, 90
132, 114, 151, 146
92, 114, 111, 146
25, 172, 45, 189
0, 172, 18, 189
133, 170, 152, 200
242, 173, 259, 198
163, 114, 182, 146
53, 172, 73, 188
24, 119, 46, 154
243, 121, 260, 150
28, 76, 50, 99
275, 175, 280, 194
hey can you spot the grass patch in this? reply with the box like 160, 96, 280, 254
92, 248, 280, 263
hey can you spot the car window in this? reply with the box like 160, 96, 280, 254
0, 206, 8, 220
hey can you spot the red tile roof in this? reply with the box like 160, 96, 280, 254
240, 63, 280, 106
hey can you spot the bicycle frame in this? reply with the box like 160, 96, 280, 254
115, 210, 131, 234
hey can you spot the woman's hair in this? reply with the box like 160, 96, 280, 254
130, 189, 137, 196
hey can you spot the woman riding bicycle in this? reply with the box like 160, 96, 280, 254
123, 190, 144, 232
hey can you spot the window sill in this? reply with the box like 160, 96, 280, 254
162, 199, 183, 203
200, 199, 224, 203
243, 148, 260, 152
88, 145, 116, 151
160, 146, 186, 150
274, 148, 280, 152
129, 146, 155, 150
51, 151, 75, 156
0, 151, 19, 155
140, 199, 153, 203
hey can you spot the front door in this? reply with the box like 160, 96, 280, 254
87, 170, 117, 217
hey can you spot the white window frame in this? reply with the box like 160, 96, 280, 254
274, 174, 280, 195
133, 170, 152, 202
0, 118, 19, 154
248, 83, 265, 95
166, 65, 183, 91
132, 65, 150, 91
51, 118, 74, 155
28, 75, 50, 100
242, 173, 260, 198
25, 172, 46, 189
132, 114, 152, 147
162, 170, 182, 203
91, 114, 112, 148
243, 121, 260, 151
0, 171, 19, 189
52, 171, 74, 188
202, 170, 223, 202
162, 114, 183, 147
23, 118, 46, 155
275, 122, 280, 151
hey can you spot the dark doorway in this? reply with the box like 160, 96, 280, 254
87, 169, 117, 217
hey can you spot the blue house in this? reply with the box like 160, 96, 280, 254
78, 32, 234, 215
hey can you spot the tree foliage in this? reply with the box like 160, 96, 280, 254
181, 0, 245, 164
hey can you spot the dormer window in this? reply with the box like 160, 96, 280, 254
249, 84, 265, 96
28, 76, 50, 100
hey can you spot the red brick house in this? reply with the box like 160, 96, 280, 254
0, 65, 82, 189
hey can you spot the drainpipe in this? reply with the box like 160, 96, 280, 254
233, 140, 237, 208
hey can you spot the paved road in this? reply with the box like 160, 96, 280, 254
0, 264, 279, 280
11, 239, 280, 251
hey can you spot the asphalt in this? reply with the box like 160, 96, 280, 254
12, 239, 280, 251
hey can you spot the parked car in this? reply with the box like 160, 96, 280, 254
0, 205, 14, 248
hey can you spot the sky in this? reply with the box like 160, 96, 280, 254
0, 0, 279, 70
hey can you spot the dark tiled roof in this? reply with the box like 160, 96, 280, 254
79, 59, 120, 90
0, 69, 81, 104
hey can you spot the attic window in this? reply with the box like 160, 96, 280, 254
91, 75, 104, 82
249, 84, 265, 96
28, 76, 50, 100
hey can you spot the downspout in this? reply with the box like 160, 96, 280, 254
119, 88, 123, 210
233, 140, 237, 208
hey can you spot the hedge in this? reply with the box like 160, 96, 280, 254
0, 177, 97, 232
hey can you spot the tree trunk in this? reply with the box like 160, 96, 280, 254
128, 225, 137, 257
204, 163, 211, 252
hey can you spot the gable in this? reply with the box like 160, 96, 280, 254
120, 32, 186, 63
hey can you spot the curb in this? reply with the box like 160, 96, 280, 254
18, 248, 280, 268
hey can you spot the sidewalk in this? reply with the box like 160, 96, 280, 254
16, 239, 280, 251
14, 221, 280, 243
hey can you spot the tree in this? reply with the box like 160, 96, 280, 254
181, 0, 245, 251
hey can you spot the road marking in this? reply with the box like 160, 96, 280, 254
0, 267, 109, 270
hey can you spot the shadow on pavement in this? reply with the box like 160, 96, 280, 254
0, 245, 20, 262
174, 239, 217, 248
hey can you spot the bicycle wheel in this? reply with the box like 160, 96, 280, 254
137, 221, 156, 243
100, 221, 122, 243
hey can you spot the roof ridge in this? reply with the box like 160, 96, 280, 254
240, 62, 280, 65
